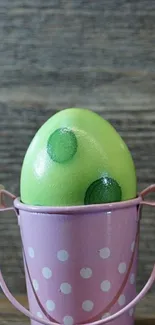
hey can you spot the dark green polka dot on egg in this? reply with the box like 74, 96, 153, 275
84, 177, 122, 205
47, 127, 78, 163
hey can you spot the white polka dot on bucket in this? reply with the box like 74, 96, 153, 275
28, 247, 35, 258
80, 268, 92, 279
82, 300, 94, 312
101, 313, 110, 319
118, 262, 127, 274
57, 250, 69, 262
130, 273, 135, 285
46, 300, 56, 312
129, 308, 134, 317
32, 279, 39, 292
99, 247, 110, 259
63, 316, 74, 325
42, 267, 52, 279
100, 280, 111, 292
118, 294, 126, 306
131, 241, 135, 252
60, 283, 72, 294
37, 312, 43, 319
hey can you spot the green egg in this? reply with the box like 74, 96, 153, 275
20, 108, 137, 206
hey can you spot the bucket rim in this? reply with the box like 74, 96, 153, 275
14, 196, 142, 214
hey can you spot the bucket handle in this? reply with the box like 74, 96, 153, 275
140, 184, 155, 206
0, 186, 155, 325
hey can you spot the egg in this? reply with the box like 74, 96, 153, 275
20, 108, 137, 206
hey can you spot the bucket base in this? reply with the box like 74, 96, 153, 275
29, 312, 134, 325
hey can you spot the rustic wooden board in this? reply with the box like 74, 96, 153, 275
0, 0, 155, 313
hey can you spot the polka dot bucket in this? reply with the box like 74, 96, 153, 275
0, 186, 155, 325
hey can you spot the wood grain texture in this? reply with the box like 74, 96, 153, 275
0, 0, 155, 312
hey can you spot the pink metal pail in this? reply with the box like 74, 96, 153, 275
0, 186, 155, 325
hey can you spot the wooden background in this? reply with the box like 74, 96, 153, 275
1, 0, 155, 316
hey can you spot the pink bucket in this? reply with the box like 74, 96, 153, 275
0, 186, 155, 325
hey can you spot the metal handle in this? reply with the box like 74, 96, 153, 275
0, 187, 155, 325
140, 184, 155, 207
0, 189, 16, 211
0, 265, 155, 325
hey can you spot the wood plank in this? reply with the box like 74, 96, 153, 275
0, 1, 155, 87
